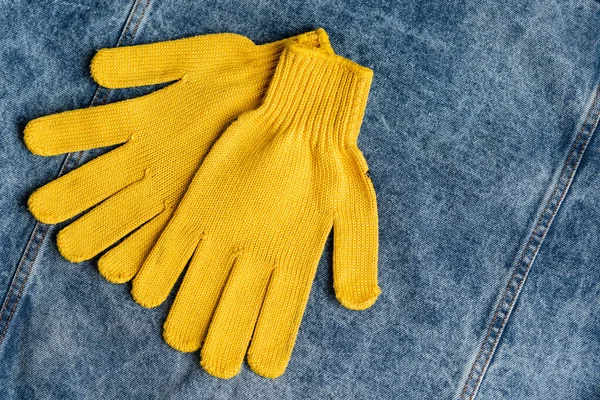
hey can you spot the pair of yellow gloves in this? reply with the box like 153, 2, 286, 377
24, 28, 380, 379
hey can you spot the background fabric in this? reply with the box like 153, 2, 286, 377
0, 0, 598, 398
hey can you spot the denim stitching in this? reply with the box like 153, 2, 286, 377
127, 0, 151, 45
459, 93, 597, 397
0, 223, 39, 318
0, 0, 153, 346
458, 85, 600, 400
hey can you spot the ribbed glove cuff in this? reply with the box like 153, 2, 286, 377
261, 43, 373, 147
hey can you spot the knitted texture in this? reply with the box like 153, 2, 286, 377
133, 44, 380, 379
24, 29, 332, 284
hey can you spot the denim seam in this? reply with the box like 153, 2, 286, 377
458, 85, 600, 400
0, 0, 153, 347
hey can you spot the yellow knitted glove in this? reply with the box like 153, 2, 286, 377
133, 44, 380, 379
24, 29, 332, 283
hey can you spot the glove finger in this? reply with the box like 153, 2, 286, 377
90, 34, 242, 88
130, 215, 205, 309
56, 178, 163, 262
28, 145, 143, 224
247, 260, 319, 379
24, 100, 141, 156
98, 206, 173, 284
333, 148, 381, 310
200, 253, 274, 379
160, 238, 235, 353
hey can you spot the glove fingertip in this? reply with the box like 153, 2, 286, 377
27, 188, 61, 224
162, 325, 201, 353
246, 354, 287, 379
56, 227, 90, 263
23, 119, 52, 156
90, 48, 118, 88
200, 357, 241, 380
130, 280, 167, 309
97, 256, 135, 284
335, 284, 381, 311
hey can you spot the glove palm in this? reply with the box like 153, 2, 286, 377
133, 44, 380, 378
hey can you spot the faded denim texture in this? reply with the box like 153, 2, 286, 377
1, 0, 599, 399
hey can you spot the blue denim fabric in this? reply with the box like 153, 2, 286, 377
1, 0, 599, 399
